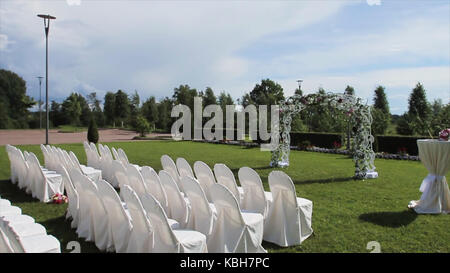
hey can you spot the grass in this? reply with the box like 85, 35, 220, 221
0, 140, 449, 253
57, 125, 87, 133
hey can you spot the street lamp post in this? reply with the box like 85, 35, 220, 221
37, 76, 43, 129
37, 14, 56, 145
297, 79, 303, 90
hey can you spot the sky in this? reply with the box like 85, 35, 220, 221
0, 0, 449, 115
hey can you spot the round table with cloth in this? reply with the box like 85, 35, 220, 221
408, 139, 450, 214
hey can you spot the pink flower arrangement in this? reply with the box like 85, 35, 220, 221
439, 129, 450, 141
52, 193, 68, 204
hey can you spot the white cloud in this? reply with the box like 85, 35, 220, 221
66, 0, 81, 6
367, 0, 381, 6
0, 0, 448, 116
0, 34, 14, 51
277, 66, 450, 114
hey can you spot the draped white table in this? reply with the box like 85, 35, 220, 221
408, 139, 450, 214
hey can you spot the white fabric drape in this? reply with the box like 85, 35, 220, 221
97, 179, 132, 253
141, 166, 169, 213
82, 177, 113, 251
238, 167, 272, 218
159, 170, 189, 228
161, 155, 183, 192
125, 164, 149, 199
60, 166, 79, 229
193, 161, 217, 202
409, 140, 450, 214
121, 185, 154, 253
264, 171, 313, 247
214, 163, 242, 205
69, 168, 95, 241
176, 157, 195, 179
140, 193, 208, 253
112, 160, 128, 190
0, 196, 61, 253
181, 176, 217, 237
208, 184, 266, 253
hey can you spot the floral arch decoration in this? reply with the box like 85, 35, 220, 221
270, 92, 378, 179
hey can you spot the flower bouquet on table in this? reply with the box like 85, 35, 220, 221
439, 128, 450, 141
51, 193, 68, 204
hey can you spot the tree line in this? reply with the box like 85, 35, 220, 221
0, 69, 448, 137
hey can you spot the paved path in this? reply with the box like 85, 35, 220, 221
0, 129, 171, 145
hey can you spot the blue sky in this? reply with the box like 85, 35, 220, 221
0, 0, 449, 114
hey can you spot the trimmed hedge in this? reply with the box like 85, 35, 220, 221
289, 132, 343, 149
375, 135, 429, 156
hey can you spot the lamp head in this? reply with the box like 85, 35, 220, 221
37, 14, 56, 20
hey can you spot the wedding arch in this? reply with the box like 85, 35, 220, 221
270, 92, 378, 179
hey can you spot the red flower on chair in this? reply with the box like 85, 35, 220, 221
51, 193, 68, 204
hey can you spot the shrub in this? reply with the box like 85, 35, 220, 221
298, 140, 311, 150
376, 135, 428, 156
135, 115, 151, 137
87, 117, 99, 143
290, 132, 343, 149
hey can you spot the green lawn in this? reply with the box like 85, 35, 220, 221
0, 141, 448, 253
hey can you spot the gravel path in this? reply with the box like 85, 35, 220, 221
0, 129, 171, 145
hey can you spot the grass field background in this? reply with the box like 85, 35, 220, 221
0, 140, 448, 253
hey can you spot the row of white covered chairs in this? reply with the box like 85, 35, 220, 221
0, 195, 60, 253
5, 145, 64, 203
161, 154, 314, 247
82, 145, 267, 252
43, 144, 102, 183
83, 141, 136, 188
84, 144, 311, 249
63, 163, 208, 252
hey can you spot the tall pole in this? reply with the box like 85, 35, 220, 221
45, 26, 48, 145
297, 79, 303, 90
37, 76, 43, 129
38, 14, 56, 145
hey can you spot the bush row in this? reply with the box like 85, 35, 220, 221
194, 129, 429, 156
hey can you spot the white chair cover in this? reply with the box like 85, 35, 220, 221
60, 166, 79, 229
0, 200, 22, 217
82, 177, 113, 251
126, 164, 149, 199
117, 148, 130, 165
97, 179, 132, 253
112, 160, 127, 189
193, 161, 216, 202
121, 185, 154, 253
214, 163, 242, 205
69, 168, 95, 241
0, 219, 47, 252
0, 217, 60, 253
238, 167, 271, 218
70, 151, 102, 183
17, 150, 30, 190
159, 170, 189, 228
208, 183, 266, 253
28, 153, 63, 203
140, 193, 208, 253
161, 155, 183, 192
5, 145, 18, 184
111, 147, 119, 161
181, 176, 217, 237
264, 171, 313, 246
176, 157, 195, 179
98, 144, 113, 182
141, 166, 169, 213
89, 142, 101, 169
